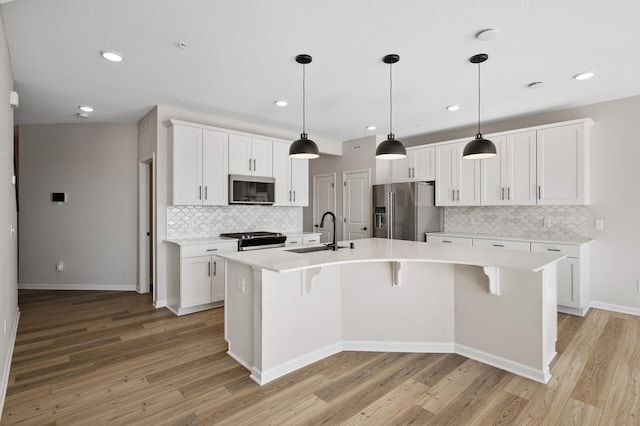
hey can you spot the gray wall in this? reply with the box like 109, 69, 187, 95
18, 123, 138, 290
303, 135, 377, 238
403, 95, 640, 313
0, 9, 18, 414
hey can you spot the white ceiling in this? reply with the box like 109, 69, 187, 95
3, 0, 640, 143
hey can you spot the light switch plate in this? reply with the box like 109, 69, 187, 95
595, 219, 604, 230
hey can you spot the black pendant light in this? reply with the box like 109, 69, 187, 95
289, 54, 319, 159
376, 54, 406, 160
463, 53, 497, 159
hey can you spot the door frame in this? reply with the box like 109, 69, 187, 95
342, 168, 372, 241
137, 153, 156, 299
312, 173, 336, 239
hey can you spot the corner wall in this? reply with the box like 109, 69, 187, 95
18, 123, 138, 290
0, 9, 18, 416
403, 95, 640, 313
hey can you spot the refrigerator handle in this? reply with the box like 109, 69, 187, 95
387, 192, 394, 239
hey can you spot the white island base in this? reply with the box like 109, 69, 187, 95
220, 239, 560, 386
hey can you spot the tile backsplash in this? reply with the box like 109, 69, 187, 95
445, 205, 590, 240
167, 205, 302, 239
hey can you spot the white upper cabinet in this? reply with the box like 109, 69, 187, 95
481, 131, 536, 205
391, 146, 435, 182
171, 123, 228, 206
228, 134, 273, 177
273, 142, 309, 206
536, 123, 589, 205
435, 142, 481, 206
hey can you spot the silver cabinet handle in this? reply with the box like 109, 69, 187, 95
508, 187, 511, 200
452, 189, 455, 202
307, 239, 317, 243
199, 186, 202, 200
253, 159, 256, 171
204, 186, 208, 200
213, 261, 217, 276
456, 189, 460, 201
538, 186, 541, 200
408, 168, 411, 178
443, 240, 452, 243
289, 190, 291, 202
206, 248, 218, 252
547, 248, 561, 252
493, 244, 505, 247
293, 190, 296, 202
249, 158, 252, 171
501, 188, 504, 200
207, 261, 211, 277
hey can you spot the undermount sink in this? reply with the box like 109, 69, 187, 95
286, 245, 347, 254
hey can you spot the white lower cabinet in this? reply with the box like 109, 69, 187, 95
426, 235, 473, 246
285, 233, 321, 247
167, 240, 237, 315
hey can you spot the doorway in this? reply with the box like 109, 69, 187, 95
138, 154, 155, 299
312, 173, 336, 243
343, 169, 371, 240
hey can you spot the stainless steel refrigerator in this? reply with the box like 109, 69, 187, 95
373, 181, 443, 242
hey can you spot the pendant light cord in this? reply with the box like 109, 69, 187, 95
477, 61, 481, 135
389, 61, 393, 135
302, 63, 306, 135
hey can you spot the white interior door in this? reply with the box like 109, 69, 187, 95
343, 169, 371, 240
313, 173, 336, 243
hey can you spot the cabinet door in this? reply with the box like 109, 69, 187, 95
181, 256, 213, 308
426, 235, 473, 246
202, 130, 228, 206
457, 142, 481, 205
172, 125, 203, 205
390, 156, 411, 182
506, 131, 536, 205
211, 257, 225, 303
412, 146, 435, 181
557, 258, 580, 308
435, 144, 456, 206
228, 134, 253, 175
251, 138, 273, 177
536, 124, 586, 205
480, 136, 506, 205
272, 142, 291, 205
290, 158, 309, 206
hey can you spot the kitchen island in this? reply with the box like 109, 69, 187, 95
218, 238, 564, 386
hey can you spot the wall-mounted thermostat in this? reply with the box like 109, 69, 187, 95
52, 192, 66, 203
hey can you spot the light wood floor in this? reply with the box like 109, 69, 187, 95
1, 290, 639, 425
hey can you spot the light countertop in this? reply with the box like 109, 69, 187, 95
426, 232, 592, 245
217, 238, 565, 273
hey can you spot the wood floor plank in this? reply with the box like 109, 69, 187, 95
2, 290, 639, 426
570, 316, 625, 407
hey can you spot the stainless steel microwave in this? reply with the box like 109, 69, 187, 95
229, 175, 275, 205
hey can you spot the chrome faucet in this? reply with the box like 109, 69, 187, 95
320, 211, 338, 251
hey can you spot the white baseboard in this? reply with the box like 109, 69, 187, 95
18, 283, 136, 291
154, 299, 167, 308
590, 301, 640, 317
342, 340, 454, 353
455, 343, 550, 384
252, 342, 343, 385
1, 309, 20, 418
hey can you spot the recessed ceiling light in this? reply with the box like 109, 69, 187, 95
274, 100, 288, 107
100, 50, 123, 62
573, 72, 594, 81
475, 29, 499, 41
365, 125, 376, 131
78, 105, 94, 112
446, 105, 460, 111
77, 112, 90, 118
528, 82, 545, 89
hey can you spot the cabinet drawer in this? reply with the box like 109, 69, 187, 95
181, 241, 238, 258
285, 236, 302, 246
531, 242, 580, 258
426, 235, 473, 246
302, 235, 321, 245
473, 239, 531, 251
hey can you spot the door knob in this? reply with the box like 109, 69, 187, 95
361, 227, 367, 231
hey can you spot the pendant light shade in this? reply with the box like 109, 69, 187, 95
376, 54, 406, 160
463, 53, 496, 160
290, 54, 319, 159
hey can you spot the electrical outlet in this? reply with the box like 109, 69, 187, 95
468, 217, 475, 225
3, 318, 6, 334
595, 219, 604, 230
236, 278, 245, 293
56, 261, 64, 271
543, 217, 552, 228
